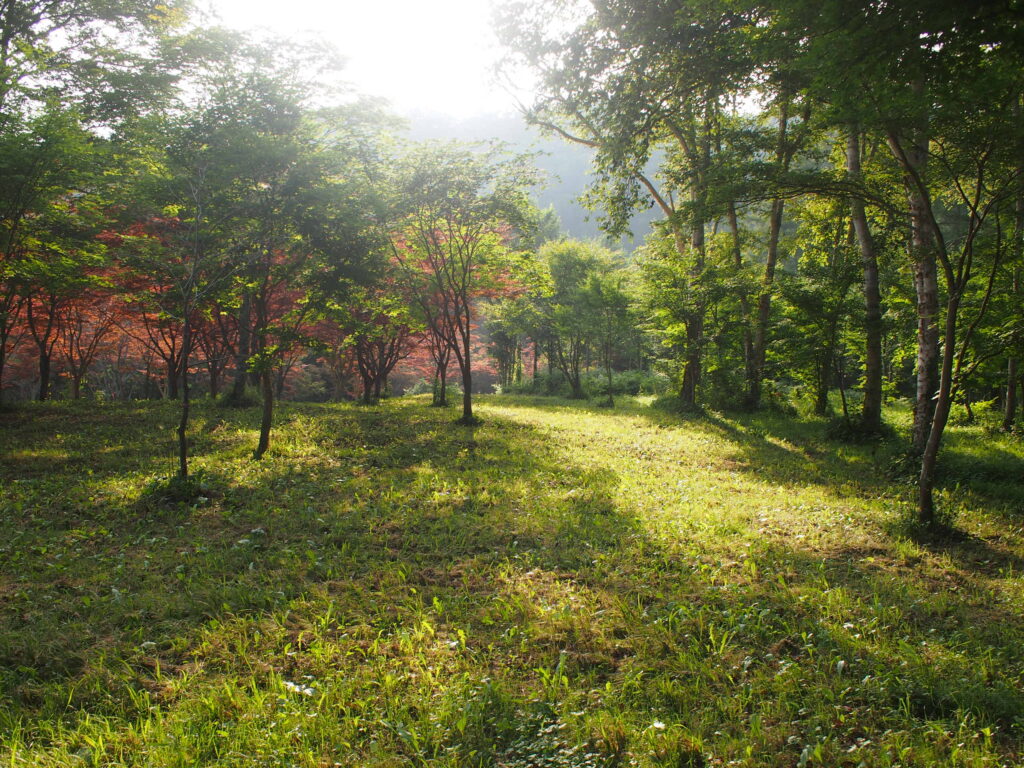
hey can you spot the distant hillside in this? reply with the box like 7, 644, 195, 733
404, 112, 661, 250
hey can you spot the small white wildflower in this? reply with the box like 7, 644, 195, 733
651, 721, 666, 730
284, 680, 316, 696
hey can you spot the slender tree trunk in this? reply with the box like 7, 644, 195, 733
209, 365, 219, 399
888, 127, 940, 455
815, 349, 833, 416
605, 343, 614, 408
728, 203, 755, 401
848, 127, 884, 432
918, 293, 960, 525
460, 366, 473, 421
275, 368, 286, 399
460, 334, 473, 423
37, 352, 51, 401
177, 318, 192, 480
1004, 357, 1018, 431
167, 358, 179, 400
748, 198, 784, 409
255, 367, 273, 460
748, 100, 799, 410
71, 375, 82, 400
679, 217, 705, 408
1006, 116, 1023, 432
434, 355, 449, 407
230, 292, 251, 401
836, 357, 850, 423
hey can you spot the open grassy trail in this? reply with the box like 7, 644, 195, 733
1, 396, 1023, 767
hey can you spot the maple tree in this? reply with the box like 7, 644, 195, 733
391, 142, 537, 423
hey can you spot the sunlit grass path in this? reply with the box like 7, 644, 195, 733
1, 396, 1023, 767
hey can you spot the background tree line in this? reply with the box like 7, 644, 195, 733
1, 0, 1022, 524
495, 0, 1024, 524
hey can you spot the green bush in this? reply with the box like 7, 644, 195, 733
502, 369, 669, 398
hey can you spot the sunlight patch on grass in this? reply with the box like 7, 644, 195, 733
1, 396, 1022, 766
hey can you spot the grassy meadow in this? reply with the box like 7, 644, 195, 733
1, 395, 1023, 767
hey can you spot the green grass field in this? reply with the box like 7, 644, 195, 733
1, 395, 1022, 767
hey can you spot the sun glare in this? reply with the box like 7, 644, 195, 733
210, 0, 513, 118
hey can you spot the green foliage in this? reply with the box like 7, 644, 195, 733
504, 369, 669, 399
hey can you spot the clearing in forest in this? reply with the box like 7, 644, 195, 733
1, 396, 1023, 767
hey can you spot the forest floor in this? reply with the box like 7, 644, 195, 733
1, 395, 1023, 767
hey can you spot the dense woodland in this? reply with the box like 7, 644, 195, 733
2, 1, 1024, 765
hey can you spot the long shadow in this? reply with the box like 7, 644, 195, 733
3, 397, 1023, 764
0, 398, 640, 726
507, 394, 1024, 523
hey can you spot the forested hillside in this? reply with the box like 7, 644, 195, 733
407, 113, 661, 244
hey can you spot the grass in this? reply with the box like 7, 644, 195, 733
0, 394, 1022, 767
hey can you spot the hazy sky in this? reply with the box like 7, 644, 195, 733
209, 0, 520, 118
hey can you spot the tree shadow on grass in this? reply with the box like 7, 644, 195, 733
932, 440, 1024, 514
499, 394, 895, 500
0, 399, 638, 709
3, 398, 1024, 765
516, 395, 1024, 524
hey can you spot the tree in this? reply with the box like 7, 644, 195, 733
498, 0, 774, 407
392, 142, 537, 424
581, 269, 632, 407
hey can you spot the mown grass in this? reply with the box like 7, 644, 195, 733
1, 394, 1022, 767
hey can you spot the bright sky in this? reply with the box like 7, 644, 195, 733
209, 0, 520, 119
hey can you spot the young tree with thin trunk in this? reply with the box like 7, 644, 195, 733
392, 142, 536, 424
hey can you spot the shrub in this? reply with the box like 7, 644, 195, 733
502, 370, 669, 398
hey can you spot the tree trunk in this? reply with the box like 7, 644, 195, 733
37, 351, 51, 402
918, 293, 960, 526
177, 319, 192, 480
728, 203, 755, 403
887, 129, 940, 455
814, 350, 832, 416
605, 345, 614, 408
1005, 357, 1019, 432
459, 324, 475, 423
255, 367, 273, 460
848, 127, 884, 433
167, 358, 179, 400
230, 293, 251, 401
836, 357, 850, 423
679, 216, 705, 408
748, 198, 785, 409
433, 356, 448, 406
461, 367, 473, 422
679, 323, 700, 406
71, 375, 82, 400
